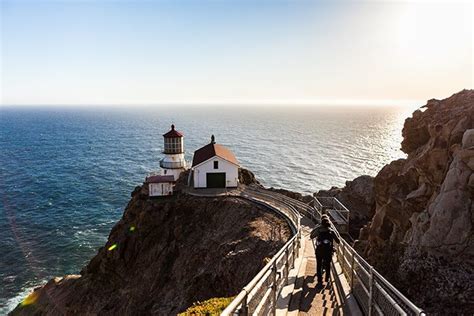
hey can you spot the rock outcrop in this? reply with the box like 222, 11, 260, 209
238, 168, 261, 186
11, 185, 291, 315
357, 90, 474, 314
315, 175, 376, 238
267, 187, 313, 204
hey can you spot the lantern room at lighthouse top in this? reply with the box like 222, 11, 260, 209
162, 124, 184, 154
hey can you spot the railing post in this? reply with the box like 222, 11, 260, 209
368, 266, 374, 316
341, 241, 346, 264
350, 250, 355, 291
299, 229, 302, 248
292, 239, 296, 267
285, 247, 289, 284
271, 261, 278, 316
240, 294, 248, 316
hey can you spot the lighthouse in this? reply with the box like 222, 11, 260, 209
160, 124, 187, 180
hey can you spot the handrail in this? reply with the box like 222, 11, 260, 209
313, 197, 323, 211
247, 186, 319, 222
315, 196, 350, 222
222, 188, 424, 316
334, 229, 425, 316
222, 191, 302, 315
222, 231, 300, 315
244, 187, 304, 226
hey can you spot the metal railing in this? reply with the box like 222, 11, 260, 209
315, 196, 350, 222
222, 187, 424, 316
313, 197, 323, 212
334, 234, 425, 316
247, 186, 319, 222
222, 190, 302, 315
222, 230, 301, 315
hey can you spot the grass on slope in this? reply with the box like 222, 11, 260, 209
178, 296, 235, 315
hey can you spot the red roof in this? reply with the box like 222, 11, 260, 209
192, 141, 239, 167
146, 175, 175, 183
163, 124, 183, 138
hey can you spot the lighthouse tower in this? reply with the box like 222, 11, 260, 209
160, 124, 186, 180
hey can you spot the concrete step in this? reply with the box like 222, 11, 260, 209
277, 214, 359, 316
285, 232, 343, 316
276, 229, 308, 316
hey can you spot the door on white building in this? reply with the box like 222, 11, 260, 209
206, 173, 226, 188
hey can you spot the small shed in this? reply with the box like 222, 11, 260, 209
191, 135, 239, 189
146, 175, 175, 197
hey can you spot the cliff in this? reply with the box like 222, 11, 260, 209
338, 90, 473, 314
315, 175, 376, 238
11, 184, 291, 315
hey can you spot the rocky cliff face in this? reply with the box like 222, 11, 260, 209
356, 90, 474, 314
315, 175, 376, 238
11, 185, 291, 315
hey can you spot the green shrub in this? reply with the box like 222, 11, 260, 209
178, 296, 235, 315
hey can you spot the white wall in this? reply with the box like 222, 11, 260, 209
149, 182, 174, 196
161, 168, 185, 181
193, 156, 239, 188
160, 153, 186, 181
160, 153, 186, 169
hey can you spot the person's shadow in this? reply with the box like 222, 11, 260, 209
298, 275, 326, 312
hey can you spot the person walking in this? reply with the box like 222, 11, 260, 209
312, 217, 340, 284
309, 214, 330, 239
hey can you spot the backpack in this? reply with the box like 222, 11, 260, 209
316, 229, 334, 256
309, 226, 319, 239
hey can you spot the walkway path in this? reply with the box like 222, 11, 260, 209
186, 185, 344, 315
287, 217, 341, 315
241, 188, 342, 315
216, 184, 421, 316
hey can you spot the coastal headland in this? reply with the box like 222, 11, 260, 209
10, 89, 474, 315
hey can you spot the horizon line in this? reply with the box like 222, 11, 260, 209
1, 98, 426, 108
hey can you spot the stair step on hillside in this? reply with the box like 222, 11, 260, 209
285, 230, 342, 316
276, 227, 308, 316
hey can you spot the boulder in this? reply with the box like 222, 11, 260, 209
238, 167, 261, 186
462, 129, 474, 149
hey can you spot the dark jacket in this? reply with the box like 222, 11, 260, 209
309, 224, 323, 239
314, 226, 340, 257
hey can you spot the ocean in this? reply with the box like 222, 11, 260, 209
0, 105, 416, 312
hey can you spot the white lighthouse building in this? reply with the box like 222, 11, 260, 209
160, 124, 187, 180
147, 124, 187, 197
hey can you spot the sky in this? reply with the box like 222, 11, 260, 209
0, 0, 473, 106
